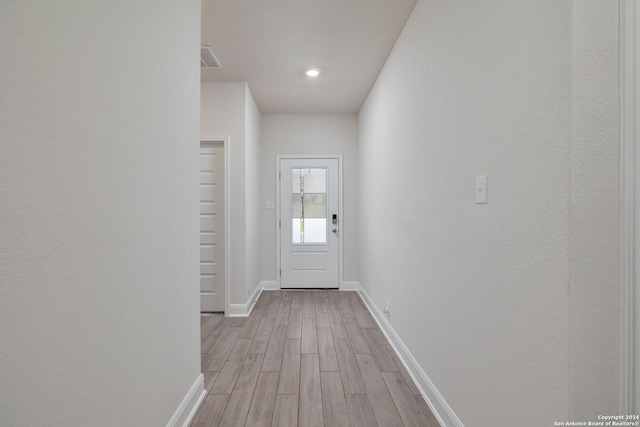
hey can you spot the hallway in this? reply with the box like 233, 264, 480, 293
192, 290, 439, 426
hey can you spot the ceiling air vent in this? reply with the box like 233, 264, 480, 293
201, 45, 222, 68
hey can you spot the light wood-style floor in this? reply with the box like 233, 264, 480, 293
191, 290, 440, 427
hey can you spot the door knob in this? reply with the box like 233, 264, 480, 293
332, 228, 337, 233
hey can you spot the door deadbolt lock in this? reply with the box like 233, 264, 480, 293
332, 214, 338, 224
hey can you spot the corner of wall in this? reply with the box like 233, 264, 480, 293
166, 374, 206, 427
228, 282, 263, 317
244, 84, 262, 303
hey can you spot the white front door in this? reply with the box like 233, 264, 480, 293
200, 142, 225, 312
279, 157, 340, 288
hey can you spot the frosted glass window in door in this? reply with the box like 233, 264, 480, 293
291, 168, 327, 243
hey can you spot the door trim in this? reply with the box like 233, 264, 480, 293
620, 0, 638, 414
276, 154, 343, 289
201, 137, 230, 314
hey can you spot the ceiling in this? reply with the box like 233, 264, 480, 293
201, 0, 418, 114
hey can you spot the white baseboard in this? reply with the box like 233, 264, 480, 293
260, 280, 278, 290
246, 283, 263, 316
227, 283, 264, 317
227, 304, 248, 317
166, 373, 206, 427
341, 281, 360, 291
355, 282, 464, 427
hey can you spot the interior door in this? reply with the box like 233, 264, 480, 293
200, 142, 225, 312
280, 158, 340, 288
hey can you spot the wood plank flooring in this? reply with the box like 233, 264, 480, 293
191, 290, 440, 427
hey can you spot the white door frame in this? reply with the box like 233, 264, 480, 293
201, 137, 230, 314
276, 154, 344, 289
620, 0, 639, 414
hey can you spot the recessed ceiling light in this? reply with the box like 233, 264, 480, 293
306, 69, 320, 77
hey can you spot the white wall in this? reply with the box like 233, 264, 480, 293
569, 0, 620, 418
245, 89, 262, 297
0, 2, 201, 426
358, 0, 619, 425
201, 82, 262, 304
259, 115, 359, 283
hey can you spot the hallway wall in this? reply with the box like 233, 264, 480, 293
201, 82, 262, 304
568, 0, 621, 416
0, 2, 202, 425
245, 90, 262, 298
358, 0, 619, 425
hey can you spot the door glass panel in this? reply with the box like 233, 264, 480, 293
291, 168, 327, 243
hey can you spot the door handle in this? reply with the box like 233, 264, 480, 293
332, 228, 338, 233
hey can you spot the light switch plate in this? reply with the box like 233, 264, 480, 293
476, 175, 488, 204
